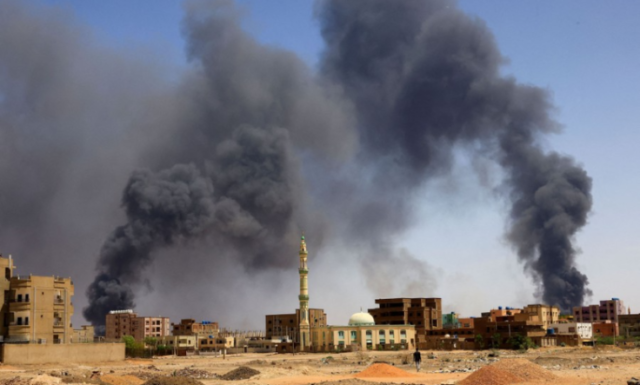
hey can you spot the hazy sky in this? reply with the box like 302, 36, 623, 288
17, 0, 640, 326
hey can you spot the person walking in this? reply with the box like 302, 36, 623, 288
413, 348, 422, 372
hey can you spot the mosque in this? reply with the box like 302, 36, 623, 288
265, 235, 416, 352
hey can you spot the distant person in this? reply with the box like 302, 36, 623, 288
413, 348, 422, 372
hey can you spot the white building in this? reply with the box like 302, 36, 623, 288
550, 322, 593, 340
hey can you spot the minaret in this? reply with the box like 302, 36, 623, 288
298, 234, 310, 350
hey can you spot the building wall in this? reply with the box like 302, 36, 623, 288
593, 321, 618, 337
72, 325, 95, 343
368, 298, 442, 335
105, 311, 137, 341
311, 325, 416, 352
173, 319, 219, 337
0, 255, 15, 340
157, 335, 197, 350
265, 309, 327, 341
1, 343, 124, 364
550, 322, 593, 340
524, 304, 560, 330
132, 317, 171, 341
573, 299, 626, 323
619, 314, 640, 338
6, 275, 74, 344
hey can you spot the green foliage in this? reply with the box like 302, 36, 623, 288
474, 334, 485, 349
491, 333, 502, 348
144, 336, 158, 346
121, 335, 136, 349
506, 335, 536, 351
560, 342, 566, 347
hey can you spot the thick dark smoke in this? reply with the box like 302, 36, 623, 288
316, 0, 592, 311
0, 0, 593, 330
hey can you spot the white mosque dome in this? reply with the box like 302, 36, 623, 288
348, 312, 375, 326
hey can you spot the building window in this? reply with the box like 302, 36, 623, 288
351, 331, 357, 341
379, 330, 386, 344
25, 317, 29, 325
5, 268, 9, 279
400, 330, 407, 344
25, 294, 29, 302
17, 317, 22, 325
366, 331, 372, 347
338, 331, 344, 340
17, 294, 22, 302
389, 330, 395, 344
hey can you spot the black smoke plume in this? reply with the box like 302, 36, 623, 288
0, 0, 593, 329
316, 0, 592, 311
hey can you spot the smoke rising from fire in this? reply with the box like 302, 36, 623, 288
0, 0, 592, 329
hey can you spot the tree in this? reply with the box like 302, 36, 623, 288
121, 335, 136, 349
144, 336, 158, 347
507, 334, 536, 351
491, 333, 502, 348
474, 334, 485, 349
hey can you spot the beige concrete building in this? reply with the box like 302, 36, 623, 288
72, 325, 95, 343
6, 274, 74, 344
312, 312, 416, 352
523, 304, 560, 330
0, 255, 15, 341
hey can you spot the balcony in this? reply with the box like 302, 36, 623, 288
53, 319, 64, 328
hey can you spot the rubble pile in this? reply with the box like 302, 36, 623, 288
219, 366, 260, 381
142, 378, 204, 385
171, 369, 217, 379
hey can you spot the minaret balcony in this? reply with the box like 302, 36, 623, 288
298, 268, 308, 274
298, 294, 309, 301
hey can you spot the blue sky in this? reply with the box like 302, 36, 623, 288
35, 0, 640, 320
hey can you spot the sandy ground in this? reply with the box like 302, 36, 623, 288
1, 346, 639, 385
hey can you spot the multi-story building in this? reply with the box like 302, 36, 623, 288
550, 322, 593, 340
105, 310, 170, 341
573, 298, 626, 323
619, 313, 640, 338
0, 255, 15, 341
132, 316, 171, 341
173, 319, 219, 337
0, 254, 76, 344
6, 274, 74, 344
265, 308, 327, 341
473, 312, 553, 348
73, 325, 95, 343
105, 310, 138, 341
368, 298, 442, 334
523, 304, 560, 330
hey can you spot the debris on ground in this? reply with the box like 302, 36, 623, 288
219, 366, 260, 381
354, 363, 419, 378
171, 369, 217, 379
628, 377, 640, 385
141, 378, 204, 385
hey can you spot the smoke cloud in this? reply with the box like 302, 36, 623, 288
0, 0, 592, 330
316, 0, 592, 311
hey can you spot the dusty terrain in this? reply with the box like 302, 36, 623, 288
1, 346, 639, 385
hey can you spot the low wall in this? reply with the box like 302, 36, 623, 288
1, 343, 125, 364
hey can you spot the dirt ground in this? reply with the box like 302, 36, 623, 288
1, 346, 639, 385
